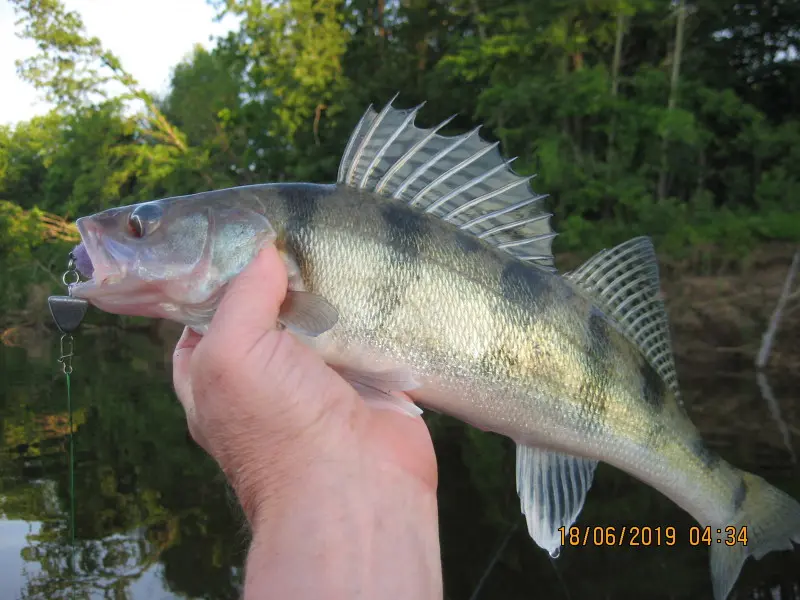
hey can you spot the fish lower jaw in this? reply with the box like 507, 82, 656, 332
68, 278, 99, 299
68, 272, 123, 298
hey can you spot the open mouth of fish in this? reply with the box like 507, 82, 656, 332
69, 219, 156, 305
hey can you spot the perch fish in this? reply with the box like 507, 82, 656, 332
69, 100, 800, 599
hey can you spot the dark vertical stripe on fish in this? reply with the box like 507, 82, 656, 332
692, 437, 721, 470
455, 230, 483, 254
370, 281, 403, 332
499, 260, 551, 305
640, 359, 666, 411
381, 203, 429, 259
478, 345, 519, 379
279, 183, 321, 232
277, 184, 326, 285
371, 202, 429, 330
577, 306, 613, 422
587, 307, 612, 359
644, 422, 666, 451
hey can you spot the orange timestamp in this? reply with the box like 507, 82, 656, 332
557, 525, 748, 547
559, 525, 677, 547
689, 526, 748, 546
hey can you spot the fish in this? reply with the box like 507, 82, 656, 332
69, 99, 800, 599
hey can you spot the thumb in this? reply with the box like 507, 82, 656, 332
188, 241, 354, 443
203, 244, 289, 350
193, 242, 348, 410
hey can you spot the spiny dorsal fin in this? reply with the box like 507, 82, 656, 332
337, 100, 556, 271
565, 237, 681, 401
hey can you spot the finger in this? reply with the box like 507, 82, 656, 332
204, 244, 288, 350
172, 327, 201, 414
175, 326, 202, 353
192, 243, 355, 422
172, 327, 215, 450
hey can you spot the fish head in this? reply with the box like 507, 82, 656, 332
70, 191, 275, 325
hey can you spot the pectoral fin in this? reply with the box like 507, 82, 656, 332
516, 444, 597, 557
278, 290, 339, 337
332, 365, 423, 417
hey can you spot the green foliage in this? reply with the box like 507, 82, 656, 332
0, 201, 49, 260
1, 0, 799, 314
10, 0, 114, 108
1, 3, 800, 597
0, 201, 72, 321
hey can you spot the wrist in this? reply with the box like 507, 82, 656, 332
228, 400, 438, 527
240, 445, 442, 599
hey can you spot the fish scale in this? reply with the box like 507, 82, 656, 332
69, 99, 800, 600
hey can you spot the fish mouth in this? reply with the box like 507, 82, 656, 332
69, 218, 138, 301
69, 217, 183, 319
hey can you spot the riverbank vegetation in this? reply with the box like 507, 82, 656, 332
1, 0, 799, 333
2, 3, 799, 597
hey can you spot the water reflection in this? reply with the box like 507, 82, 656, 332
1, 328, 246, 599
1, 326, 798, 599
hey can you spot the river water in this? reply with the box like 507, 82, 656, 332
1, 324, 798, 599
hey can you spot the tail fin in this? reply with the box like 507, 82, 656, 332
710, 471, 800, 600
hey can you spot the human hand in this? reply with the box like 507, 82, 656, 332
171, 245, 442, 599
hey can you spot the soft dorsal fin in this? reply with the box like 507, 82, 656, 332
338, 100, 556, 271
566, 237, 681, 400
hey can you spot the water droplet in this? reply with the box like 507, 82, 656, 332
549, 547, 561, 559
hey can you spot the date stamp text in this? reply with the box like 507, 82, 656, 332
557, 526, 748, 547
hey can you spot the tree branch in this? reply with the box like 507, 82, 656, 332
756, 249, 800, 369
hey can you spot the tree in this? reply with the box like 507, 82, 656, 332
11, 0, 189, 154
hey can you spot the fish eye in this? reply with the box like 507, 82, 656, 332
127, 203, 163, 238
128, 215, 144, 238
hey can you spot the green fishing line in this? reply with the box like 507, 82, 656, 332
59, 336, 77, 600
66, 370, 76, 551
48, 252, 88, 600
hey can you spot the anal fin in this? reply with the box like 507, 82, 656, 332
516, 444, 597, 557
